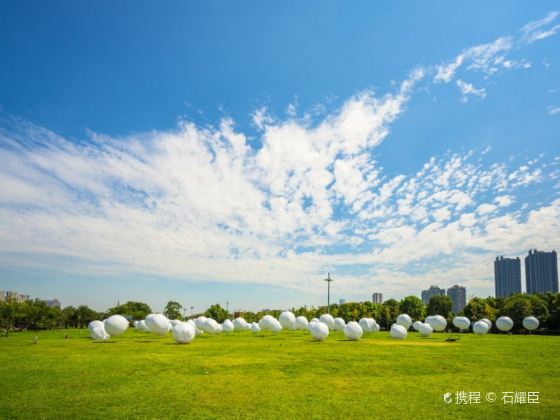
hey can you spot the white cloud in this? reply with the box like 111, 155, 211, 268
520, 11, 560, 44
495, 195, 514, 207
456, 79, 487, 101
548, 106, 560, 116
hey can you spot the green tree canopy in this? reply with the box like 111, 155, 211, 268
107, 301, 151, 321
205, 304, 229, 323
427, 295, 452, 318
399, 296, 426, 320
379, 299, 400, 329
164, 301, 183, 320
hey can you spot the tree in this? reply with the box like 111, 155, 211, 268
379, 299, 400, 329
462, 297, 495, 322
75, 305, 101, 328
204, 304, 229, 323
164, 301, 183, 320
500, 294, 549, 329
399, 296, 426, 320
427, 295, 452, 318
107, 301, 151, 320
0, 299, 23, 336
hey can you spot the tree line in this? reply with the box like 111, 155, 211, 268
1, 292, 559, 335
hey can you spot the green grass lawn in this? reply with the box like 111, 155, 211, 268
0, 328, 558, 419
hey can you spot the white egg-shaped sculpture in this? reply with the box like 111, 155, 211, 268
522, 316, 539, 331
295, 316, 309, 330
233, 317, 250, 331
473, 320, 489, 335
270, 319, 283, 333
412, 320, 422, 331
310, 317, 319, 323
90, 325, 110, 340
171, 319, 182, 327
222, 319, 234, 332
453, 316, 471, 331
372, 322, 381, 333
396, 314, 412, 329
426, 315, 447, 332
480, 318, 492, 329
319, 314, 335, 330
135, 320, 147, 332
88, 320, 104, 332
418, 323, 433, 337
145, 314, 171, 335
359, 318, 374, 332
309, 321, 329, 341
215, 321, 223, 333
172, 322, 196, 344
390, 323, 408, 339
104, 315, 129, 336
334, 317, 346, 331
496, 316, 514, 332
251, 322, 261, 333
279, 311, 296, 330
195, 316, 207, 329
343, 321, 363, 340
259, 315, 276, 331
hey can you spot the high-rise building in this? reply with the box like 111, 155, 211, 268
525, 250, 558, 294
18, 294, 30, 302
372, 293, 383, 304
5, 291, 18, 300
46, 298, 61, 308
421, 286, 445, 305
494, 256, 522, 297
339, 299, 346, 305
447, 285, 467, 314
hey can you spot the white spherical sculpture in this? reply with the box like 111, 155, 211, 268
233, 317, 250, 331
473, 321, 490, 335
319, 314, 335, 330
453, 316, 471, 331
523, 316, 539, 331
309, 321, 329, 341
418, 323, 433, 337
310, 317, 319, 323
222, 319, 234, 332
412, 320, 422, 331
195, 316, 207, 329
480, 318, 492, 329
334, 318, 346, 331
145, 314, 171, 335
390, 323, 408, 339
426, 315, 447, 332
104, 315, 129, 336
396, 314, 412, 329
259, 315, 282, 333
172, 322, 196, 344
295, 316, 309, 330
251, 322, 261, 333
496, 316, 514, 332
279, 311, 296, 330
371, 322, 380, 332
343, 321, 363, 340
359, 318, 374, 332
88, 320, 109, 340
201, 318, 221, 333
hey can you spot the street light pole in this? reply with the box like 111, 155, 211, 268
325, 272, 333, 314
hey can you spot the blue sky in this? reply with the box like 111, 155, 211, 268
0, 2, 559, 312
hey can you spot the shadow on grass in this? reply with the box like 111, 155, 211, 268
92, 341, 117, 344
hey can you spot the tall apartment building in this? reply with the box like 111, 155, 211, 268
447, 285, 467, 314
525, 249, 558, 294
494, 256, 522, 297
421, 285, 446, 305
372, 293, 383, 304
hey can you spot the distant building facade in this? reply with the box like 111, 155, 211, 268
494, 256, 522, 297
5, 291, 19, 300
421, 286, 445, 305
447, 285, 467, 314
372, 293, 383, 304
339, 299, 346, 305
46, 299, 61, 308
525, 249, 558, 294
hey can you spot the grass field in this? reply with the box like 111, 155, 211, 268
0, 328, 559, 419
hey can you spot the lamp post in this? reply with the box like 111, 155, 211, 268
325, 272, 333, 314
